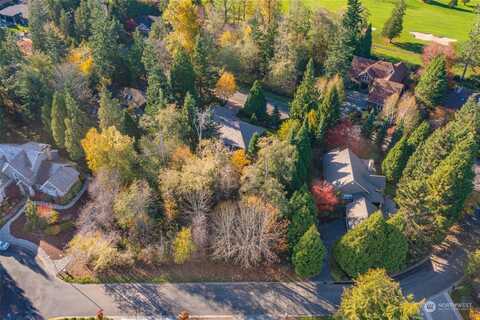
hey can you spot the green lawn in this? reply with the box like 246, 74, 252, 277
289, 0, 480, 66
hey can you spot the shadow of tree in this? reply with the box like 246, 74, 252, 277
102, 277, 341, 318
394, 42, 425, 54
3, 246, 50, 279
0, 263, 42, 319
427, 0, 474, 13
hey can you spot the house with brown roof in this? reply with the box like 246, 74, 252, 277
350, 56, 410, 107
323, 148, 386, 229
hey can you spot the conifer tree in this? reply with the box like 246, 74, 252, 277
98, 87, 123, 131
406, 121, 430, 150
50, 91, 67, 148
292, 224, 326, 278
382, 135, 409, 183
415, 55, 448, 108
287, 186, 317, 250
127, 29, 145, 83
121, 110, 141, 141
382, 0, 407, 43
357, 24, 373, 58
145, 67, 169, 116
28, 0, 47, 52
247, 132, 260, 158
89, 11, 121, 80
324, 30, 355, 79
292, 122, 312, 191
318, 85, 341, 129
242, 80, 267, 121
290, 59, 317, 119
342, 0, 365, 52
192, 34, 215, 105
170, 48, 196, 104
64, 92, 88, 161
361, 110, 376, 138
271, 105, 281, 129
181, 92, 199, 150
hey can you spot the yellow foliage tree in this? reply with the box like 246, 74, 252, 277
231, 149, 250, 171
68, 46, 94, 76
219, 30, 235, 47
173, 227, 196, 264
81, 127, 137, 181
215, 71, 237, 102
163, 0, 200, 52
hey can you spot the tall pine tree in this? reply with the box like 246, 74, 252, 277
170, 48, 196, 104
50, 91, 67, 148
241, 80, 267, 121
415, 55, 448, 108
64, 91, 88, 161
382, 0, 407, 43
98, 87, 123, 130
290, 59, 318, 120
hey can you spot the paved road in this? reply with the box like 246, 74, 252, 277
422, 291, 464, 320
0, 233, 469, 320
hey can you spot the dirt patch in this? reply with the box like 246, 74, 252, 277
10, 193, 88, 259
66, 258, 298, 283
410, 32, 457, 46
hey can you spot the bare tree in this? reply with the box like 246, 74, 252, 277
211, 197, 287, 268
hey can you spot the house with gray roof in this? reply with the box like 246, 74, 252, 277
0, 142, 80, 201
323, 148, 386, 229
0, 3, 27, 27
213, 105, 265, 149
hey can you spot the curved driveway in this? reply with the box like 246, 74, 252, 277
0, 219, 475, 319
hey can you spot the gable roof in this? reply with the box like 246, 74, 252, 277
43, 165, 79, 194
0, 4, 27, 17
367, 79, 405, 106
346, 196, 377, 229
213, 105, 265, 149
323, 148, 385, 204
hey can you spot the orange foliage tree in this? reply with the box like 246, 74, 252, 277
310, 180, 339, 213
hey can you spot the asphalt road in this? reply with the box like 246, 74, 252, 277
0, 235, 469, 320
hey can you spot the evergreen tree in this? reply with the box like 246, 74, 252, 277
357, 24, 372, 58
427, 135, 477, 220
361, 110, 376, 138
333, 212, 408, 278
64, 92, 88, 160
98, 87, 123, 130
270, 105, 281, 129
318, 85, 341, 129
338, 269, 421, 319
374, 120, 388, 146
291, 122, 312, 191
50, 91, 67, 148
74, 0, 93, 42
44, 25, 68, 63
145, 67, 169, 116
406, 121, 430, 150
382, 135, 409, 183
342, 0, 366, 52
287, 186, 317, 251
127, 29, 146, 83
28, 0, 47, 52
241, 80, 267, 121
459, 9, 480, 80
59, 9, 72, 39
324, 30, 355, 79
290, 59, 317, 119
181, 92, 199, 150
170, 48, 196, 104
247, 132, 260, 158
292, 224, 326, 278
415, 55, 448, 108
89, 11, 122, 80
121, 110, 141, 141
382, 0, 407, 43
192, 33, 215, 105
388, 124, 404, 150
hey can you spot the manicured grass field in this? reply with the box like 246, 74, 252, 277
290, 0, 480, 66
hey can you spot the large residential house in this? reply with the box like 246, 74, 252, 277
350, 56, 409, 107
0, 143, 80, 202
213, 105, 265, 149
0, 3, 27, 27
323, 148, 386, 229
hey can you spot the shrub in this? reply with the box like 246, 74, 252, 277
292, 224, 326, 278
173, 227, 196, 264
287, 186, 317, 250
333, 212, 408, 278
310, 180, 339, 213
